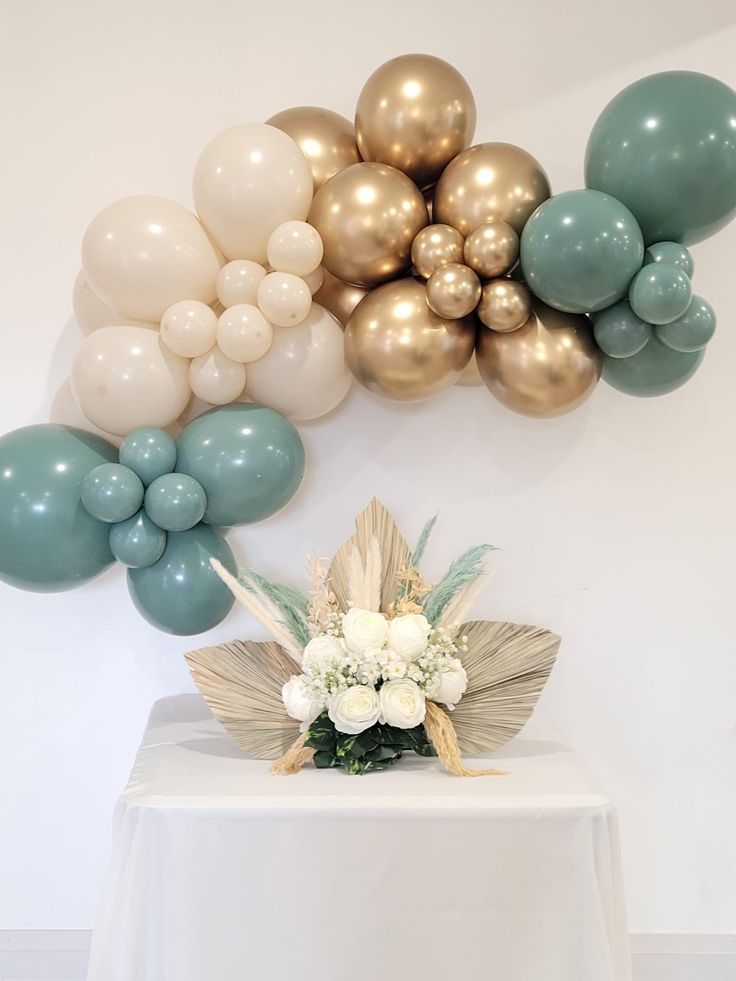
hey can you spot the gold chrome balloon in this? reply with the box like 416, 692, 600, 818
266, 106, 361, 190
434, 143, 551, 236
426, 263, 481, 319
463, 221, 519, 279
411, 224, 465, 279
476, 300, 601, 417
456, 351, 484, 387
313, 269, 369, 328
345, 278, 475, 401
355, 54, 476, 189
309, 162, 428, 288
477, 279, 532, 332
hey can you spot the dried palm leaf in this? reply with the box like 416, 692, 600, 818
185, 639, 301, 759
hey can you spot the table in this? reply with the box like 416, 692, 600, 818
87, 695, 631, 981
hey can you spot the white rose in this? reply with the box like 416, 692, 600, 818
342, 608, 389, 654
431, 659, 468, 709
302, 634, 344, 675
328, 685, 380, 734
281, 675, 324, 724
388, 613, 432, 662
379, 679, 426, 730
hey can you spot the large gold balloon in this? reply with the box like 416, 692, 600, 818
309, 162, 428, 288
476, 300, 601, 417
355, 54, 476, 189
266, 106, 361, 190
313, 269, 369, 328
411, 224, 465, 279
434, 143, 551, 236
477, 279, 531, 333
345, 278, 475, 401
463, 221, 519, 279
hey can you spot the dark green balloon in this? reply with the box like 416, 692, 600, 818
520, 189, 644, 313
628, 263, 691, 325
644, 241, 693, 278
655, 295, 716, 353
127, 524, 236, 635
176, 404, 305, 526
81, 463, 144, 523
0, 424, 117, 592
603, 334, 704, 397
119, 428, 177, 486
109, 510, 167, 568
144, 473, 207, 531
592, 300, 651, 358
585, 71, 736, 245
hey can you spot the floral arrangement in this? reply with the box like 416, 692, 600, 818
186, 500, 560, 776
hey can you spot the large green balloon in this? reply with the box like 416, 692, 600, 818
585, 71, 736, 245
127, 524, 236, 635
603, 334, 704, 397
176, 404, 305, 526
0, 424, 117, 592
520, 189, 644, 313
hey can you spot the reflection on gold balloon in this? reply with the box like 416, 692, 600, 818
355, 54, 476, 189
266, 106, 361, 190
313, 269, 369, 328
345, 278, 475, 401
456, 350, 484, 387
477, 279, 532, 332
463, 221, 519, 279
476, 300, 601, 417
411, 224, 465, 279
309, 162, 428, 287
426, 263, 481, 319
434, 142, 551, 236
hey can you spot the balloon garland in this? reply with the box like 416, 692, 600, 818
0, 55, 734, 632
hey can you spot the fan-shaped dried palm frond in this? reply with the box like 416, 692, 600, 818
448, 620, 561, 754
185, 640, 301, 759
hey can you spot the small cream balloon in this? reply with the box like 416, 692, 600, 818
160, 300, 218, 357
72, 271, 156, 335
189, 348, 246, 404
216, 260, 267, 308
216, 305, 274, 363
302, 266, 325, 295
266, 220, 324, 276
257, 271, 312, 327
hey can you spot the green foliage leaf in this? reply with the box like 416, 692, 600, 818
304, 713, 435, 774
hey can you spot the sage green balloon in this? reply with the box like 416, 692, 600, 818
603, 334, 704, 397
127, 524, 236, 635
0, 424, 117, 592
520, 189, 644, 313
176, 404, 305, 526
144, 473, 207, 531
628, 263, 691, 325
109, 510, 167, 568
655, 295, 716, 353
81, 463, 144, 523
585, 71, 736, 245
644, 242, 693, 278
592, 300, 652, 358
119, 428, 177, 485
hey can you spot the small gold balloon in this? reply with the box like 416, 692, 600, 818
355, 54, 476, 189
309, 162, 428, 288
427, 263, 481, 319
345, 277, 475, 401
477, 279, 532, 332
476, 300, 601, 417
313, 269, 369, 328
463, 221, 519, 279
266, 106, 361, 190
434, 142, 551, 236
411, 224, 465, 279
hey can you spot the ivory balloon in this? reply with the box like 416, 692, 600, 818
463, 222, 519, 279
244, 303, 351, 421
344, 278, 475, 401
476, 300, 601, 417
308, 162, 428, 287
189, 348, 246, 405
267, 220, 323, 276
355, 54, 476, 189
49, 378, 122, 446
72, 326, 191, 436
434, 143, 551, 236
257, 272, 312, 327
72, 271, 156, 335
216, 305, 274, 363
193, 123, 313, 262
313, 269, 369, 327
160, 300, 218, 358
81, 196, 222, 322
477, 280, 532, 333
302, 266, 324, 295
411, 224, 465, 279
426, 263, 481, 319
266, 106, 361, 190
216, 260, 267, 308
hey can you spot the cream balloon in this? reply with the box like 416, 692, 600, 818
216, 305, 274, 363
216, 260, 267, 308
266, 220, 323, 276
160, 300, 218, 357
72, 271, 156, 335
303, 266, 325, 295
49, 378, 123, 446
193, 123, 313, 262
81, 196, 222, 322
190, 348, 246, 404
72, 326, 191, 436
257, 272, 312, 327
244, 303, 351, 421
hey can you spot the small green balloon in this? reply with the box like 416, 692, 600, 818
119, 428, 177, 486
629, 263, 691, 326
176, 404, 305, 527
109, 511, 167, 568
655, 295, 716, 353
520, 189, 644, 313
144, 473, 207, 532
81, 463, 144, 523
0, 424, 117, 592
603, 334, 704, 397
127, 525, 236, 635
592, 300, 652, 358
644, 241, 694, 278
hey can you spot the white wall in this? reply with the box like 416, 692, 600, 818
0, 0, 735, 934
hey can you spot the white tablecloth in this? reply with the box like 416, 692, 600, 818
87, 695, 631, 981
